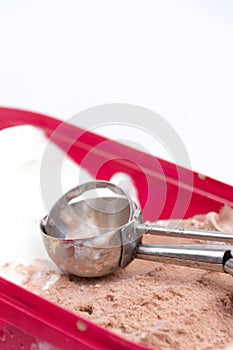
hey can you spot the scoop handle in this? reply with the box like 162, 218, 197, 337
136, 223, 233, 244
136, 244, 233, 275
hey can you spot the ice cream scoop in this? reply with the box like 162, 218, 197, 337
41, 180, 233, 278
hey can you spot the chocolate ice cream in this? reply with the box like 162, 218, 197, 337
7, 206, 233, 350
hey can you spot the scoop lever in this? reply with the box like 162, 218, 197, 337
136, 244, 233, 274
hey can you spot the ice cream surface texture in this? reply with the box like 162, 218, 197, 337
1, 127, 233, 350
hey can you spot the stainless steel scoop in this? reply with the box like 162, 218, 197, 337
40, 180, 233, 277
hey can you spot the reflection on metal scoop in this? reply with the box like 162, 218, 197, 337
41, 181, 233, 278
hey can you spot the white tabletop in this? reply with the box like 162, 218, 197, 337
0, 0, 232, 185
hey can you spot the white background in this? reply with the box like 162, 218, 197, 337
0, 0, 233, 185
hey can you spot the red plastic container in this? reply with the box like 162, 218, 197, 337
0, 107, 232, 350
